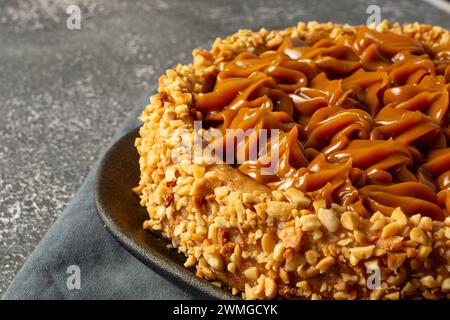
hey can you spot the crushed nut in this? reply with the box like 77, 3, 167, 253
184, 255, 197, 268
410, 227, 428, 245
340, 211, 359, 231
385, 292, 400, 300
284, 188, 311, 208
312, 199, 326, 212
391, 207, 407, 226
261, 233, 276, 254
333, 291, 357, 300
316, 256, 336, 273
244, 267, 259, 280
349, 245, 375, 261
318, 208, 340, 232
299, 214, 322, 231
214, 186, 229, 200
441, 278, 450, 293
227, 262, 236, 273
203, 252, 223, 271
264, 276, 277, 299
270, 243, 284, 263
387, 253, 406, 270
305, 249, 320, 265
381, 222, 400, 239
420, 275, 437, 288
417, 245, 432, 261
266, 201, 293, 220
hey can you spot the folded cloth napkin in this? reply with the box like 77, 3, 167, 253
3, 96, 195, 299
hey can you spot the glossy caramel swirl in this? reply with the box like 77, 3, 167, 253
195, 26, 450, 220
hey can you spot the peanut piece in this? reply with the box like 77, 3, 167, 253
318, 208, 340, 232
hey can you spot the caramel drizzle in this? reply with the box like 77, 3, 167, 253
195, 26, 450, 220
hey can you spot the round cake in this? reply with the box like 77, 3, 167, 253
134, 20, 450, 299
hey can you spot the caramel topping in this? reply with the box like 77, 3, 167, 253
195, 26, 450, 220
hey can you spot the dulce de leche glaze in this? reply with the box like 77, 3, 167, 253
195, 26, 450, 220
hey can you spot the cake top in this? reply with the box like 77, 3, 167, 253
193, 25, 450, 220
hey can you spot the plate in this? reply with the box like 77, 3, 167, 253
94, 126, 234, 299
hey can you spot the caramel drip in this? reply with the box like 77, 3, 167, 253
420, 148, 450, 214
195, 26, 450, 220
304, 106, 373, 154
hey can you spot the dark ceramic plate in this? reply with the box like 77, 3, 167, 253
94, 127, 234, 299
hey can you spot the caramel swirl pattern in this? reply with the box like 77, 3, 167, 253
195, 26, 450, 220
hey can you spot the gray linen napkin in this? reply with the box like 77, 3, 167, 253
3, 96, 193, 299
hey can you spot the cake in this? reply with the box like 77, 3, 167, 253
134, 20, 450, 299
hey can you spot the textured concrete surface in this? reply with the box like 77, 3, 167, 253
0, 0, 448, 296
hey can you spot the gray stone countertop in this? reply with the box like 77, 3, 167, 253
0, 0, 449, 296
